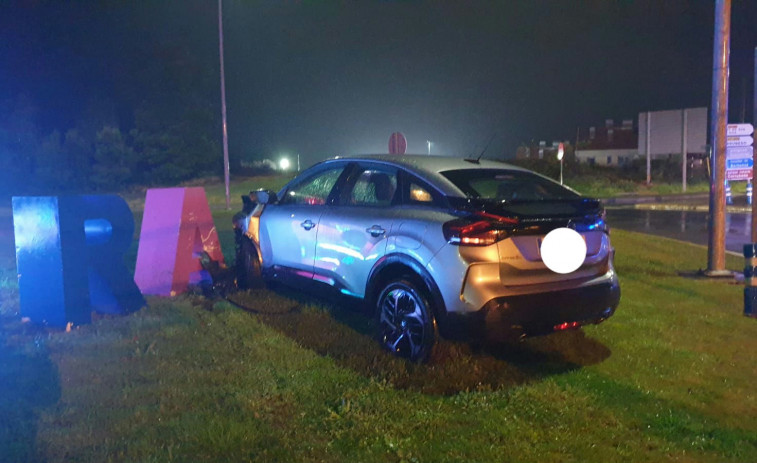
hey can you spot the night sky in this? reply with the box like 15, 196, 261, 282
1, 0, 756, 169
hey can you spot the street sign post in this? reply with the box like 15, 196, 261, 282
726, 128, 754, 181
726, 168, 753, 181
727, 123, 754, 136
727, 145, 754, 157
727, 135, 754, 147
726, 159, 753, 169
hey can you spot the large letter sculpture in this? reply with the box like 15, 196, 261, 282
134, 187, 225, 296
12, 195, 146, 327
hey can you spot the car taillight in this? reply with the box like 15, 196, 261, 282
554, 321, 581, 331
443, 213, 518, 246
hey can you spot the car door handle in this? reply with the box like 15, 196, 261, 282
366, 225, 386, 237
300, 219, 316, 231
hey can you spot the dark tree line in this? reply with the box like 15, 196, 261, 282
0, 2, 223, 196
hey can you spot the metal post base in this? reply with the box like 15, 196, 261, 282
744, 287, 757, 318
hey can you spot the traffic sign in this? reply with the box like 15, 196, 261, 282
727, 123, 754, 136
727, 158, 753, 169
726, 145, 755, 159
726, 168, 753, 181
727, 135, 754, 147
556, 142, 564, 161
388, 132, 407, 155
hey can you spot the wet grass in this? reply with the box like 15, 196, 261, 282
568, 179, 712, 199
1, 194, 757, 460
226, 288, 610, 397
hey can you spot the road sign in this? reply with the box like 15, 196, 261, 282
727, 123, 754, 136
727, 145, 755, 159
727, 158, 753, 169
388, 132, 407, 155
556, 142, 564, 161
727, 135, 754, 147
726, 168, 753, 181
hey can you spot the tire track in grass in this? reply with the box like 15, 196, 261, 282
227, 288, 612, 396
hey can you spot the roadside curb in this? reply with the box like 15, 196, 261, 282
628, 203, 752, 213
600, 193, 710, 206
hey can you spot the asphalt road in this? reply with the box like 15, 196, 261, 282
606, 208, 749, 255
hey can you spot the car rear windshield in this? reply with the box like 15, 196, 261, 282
440, 168, 580, 201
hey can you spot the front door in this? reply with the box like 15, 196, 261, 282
260, 165, 346, 279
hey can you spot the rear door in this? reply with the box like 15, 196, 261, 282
314, 163, 398, 296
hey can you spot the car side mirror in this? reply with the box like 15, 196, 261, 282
249, 189, 277, 205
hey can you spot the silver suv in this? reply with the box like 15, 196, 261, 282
233, 155, 620, 361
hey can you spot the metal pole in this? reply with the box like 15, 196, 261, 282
646, 111, 651, 185
751, 46, 757, 243
219, 0, 231, 210
682, 108, 688, 192
706, 0, 731, 275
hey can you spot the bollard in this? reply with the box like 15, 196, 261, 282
744, 243, 757, 318
748, 182, 753, 206
726, 180, 733, 205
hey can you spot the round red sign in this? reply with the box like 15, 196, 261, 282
388, 132, 407, 155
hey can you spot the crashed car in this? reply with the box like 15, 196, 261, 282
233, 155, 620, 361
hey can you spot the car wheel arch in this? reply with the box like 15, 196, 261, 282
366, 253, 447, 319
235, 232, 265, 289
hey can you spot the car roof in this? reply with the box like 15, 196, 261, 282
323, 154, 536, 198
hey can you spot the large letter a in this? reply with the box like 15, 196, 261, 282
134, 188, 225, 296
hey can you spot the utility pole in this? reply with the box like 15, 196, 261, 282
682, 109, 688, 193
646, 111, 652, 185
752, 47, 757, 243
706, 0, 731, 275
218, 0, 231, 210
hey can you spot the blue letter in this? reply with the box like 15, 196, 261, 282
12, 195, 145, 327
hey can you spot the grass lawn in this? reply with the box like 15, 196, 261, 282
1, 180, 756, 462
569, 179, 713, 199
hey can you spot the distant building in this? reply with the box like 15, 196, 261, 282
575, 119, 638, 166
522, 108, 709, 168
516, 140, 569, 161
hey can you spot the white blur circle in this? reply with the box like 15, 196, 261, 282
540, 227, 587, 274
279, 158, 290, 170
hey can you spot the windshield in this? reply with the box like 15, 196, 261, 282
441, 169, 580, 201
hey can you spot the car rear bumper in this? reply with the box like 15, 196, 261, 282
439, 279, 621, 343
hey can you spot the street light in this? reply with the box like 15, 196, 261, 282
279, 157, 291, 171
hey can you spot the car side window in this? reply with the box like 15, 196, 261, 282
400, 172, 441, 206
409, 182, 433, 203
345, 167, 397, 207
280, 166, 344, 205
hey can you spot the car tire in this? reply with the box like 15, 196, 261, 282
376, 278, 437, 362
236, 235, 264, 289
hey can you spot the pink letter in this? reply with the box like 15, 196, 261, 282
134, 188, 225, 296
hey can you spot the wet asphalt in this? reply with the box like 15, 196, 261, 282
605, 194, 754, 255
